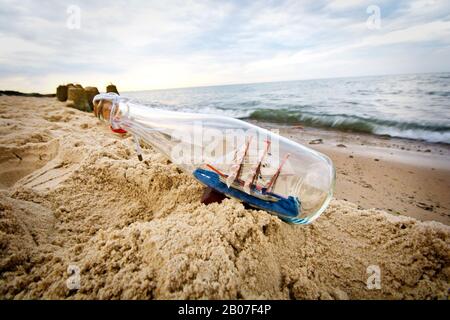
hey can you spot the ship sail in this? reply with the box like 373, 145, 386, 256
225, 136, 252, 188
244, 140, 271, 193
265, 153, 290, 193
205, 137, 293, 202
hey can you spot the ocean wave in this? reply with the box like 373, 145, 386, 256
246, 109, 450, 144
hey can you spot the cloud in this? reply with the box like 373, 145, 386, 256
0, 0, 449, 92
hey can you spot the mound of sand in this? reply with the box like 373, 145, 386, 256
0, 97, 448, 299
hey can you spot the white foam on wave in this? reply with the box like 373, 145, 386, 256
373, 126, 450, 144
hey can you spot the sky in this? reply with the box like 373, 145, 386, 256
0, 0, 449, 92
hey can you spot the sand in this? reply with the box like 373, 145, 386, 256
0, 96, 449, 299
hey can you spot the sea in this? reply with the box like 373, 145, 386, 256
124, 73, 450, 144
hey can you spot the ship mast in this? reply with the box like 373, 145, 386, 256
265, 153, 290, 193
226, 136, 252, 187
244, 140, 271, 193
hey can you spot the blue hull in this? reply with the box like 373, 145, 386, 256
193, 168, 303, 223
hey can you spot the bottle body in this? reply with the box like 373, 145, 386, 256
94, 93, 335, 224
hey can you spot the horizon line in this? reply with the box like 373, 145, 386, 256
121, 70, 450, 93
2, 70, 449, 95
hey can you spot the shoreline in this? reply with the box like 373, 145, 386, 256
253, 120, 450, 225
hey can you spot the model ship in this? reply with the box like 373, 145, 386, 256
193, 137, 301, 219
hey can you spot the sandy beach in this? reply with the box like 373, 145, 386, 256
0, 96, 449, 299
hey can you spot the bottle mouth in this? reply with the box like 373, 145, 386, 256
92, 92, 121, 104
92, 93, 128, 127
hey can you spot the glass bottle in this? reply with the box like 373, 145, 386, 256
93, 93, 335, 224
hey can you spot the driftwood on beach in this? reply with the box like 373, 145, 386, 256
85, 87, 100, 110
106, 84, 119, 95
56, 85, 68, 102
67, 87, 90, 112
54, 83, 118, 113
